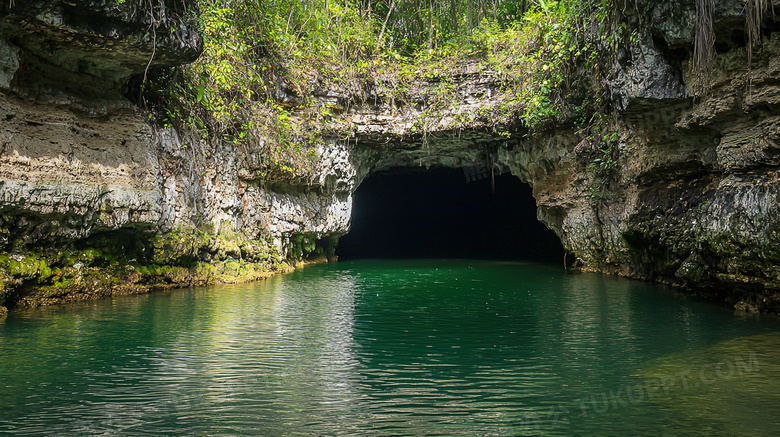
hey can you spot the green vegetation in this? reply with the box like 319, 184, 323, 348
587, 129, 620, 204
144, 0, 624, 181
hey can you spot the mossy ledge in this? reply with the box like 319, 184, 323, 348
0, 225, 341, 316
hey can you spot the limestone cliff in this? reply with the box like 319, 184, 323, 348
1, 0, 780, 315
554, 0, 780, 312
0, 0, 351, 314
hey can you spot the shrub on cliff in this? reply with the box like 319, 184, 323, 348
143, 0, 611, 181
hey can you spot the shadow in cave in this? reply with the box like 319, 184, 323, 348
337, 167, 565, 263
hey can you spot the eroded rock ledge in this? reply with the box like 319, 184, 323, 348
1, 0, 780, 314
0, 0, 201, 110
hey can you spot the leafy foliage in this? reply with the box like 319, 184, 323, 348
142, 0, 619, 182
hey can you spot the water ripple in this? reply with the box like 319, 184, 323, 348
1, 260, 779, 436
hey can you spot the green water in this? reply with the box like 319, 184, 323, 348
1, 260, 780, 436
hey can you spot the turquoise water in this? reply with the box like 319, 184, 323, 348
1, 259, 779, 436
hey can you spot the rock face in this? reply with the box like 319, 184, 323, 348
0, 0, 350, 315
0, 0, 201, 110
1, 0, 780, 314
536, 0, 780, 312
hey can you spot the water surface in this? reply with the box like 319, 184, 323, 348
1, 260, 779, 435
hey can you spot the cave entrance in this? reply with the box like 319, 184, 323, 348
336, 167, 565, 262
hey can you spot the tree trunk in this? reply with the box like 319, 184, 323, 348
377, 0, 395, 48
427, 0, 434, 49
450, 0, 458, 34
467, 0, 473, 31
415, 0, 425, 47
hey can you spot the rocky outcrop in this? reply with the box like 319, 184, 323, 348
0, 0, 285, 315
542, 0, 780, 312
0, 0, 201, 110
0, 0, 354, 315
1, 0, 780, 315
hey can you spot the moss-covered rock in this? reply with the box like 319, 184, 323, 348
286, 232, 340, 264
0, 224, 302, 315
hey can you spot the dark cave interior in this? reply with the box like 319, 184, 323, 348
336, 167, 565, 263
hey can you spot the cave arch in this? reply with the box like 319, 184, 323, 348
337, 166, 565, 262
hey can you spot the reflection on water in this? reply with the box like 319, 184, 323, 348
0, 259, 779, 436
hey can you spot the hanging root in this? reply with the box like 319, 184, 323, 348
745, 0, 774, 96
694, 0, 716, 95
745, 0, 766, 66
